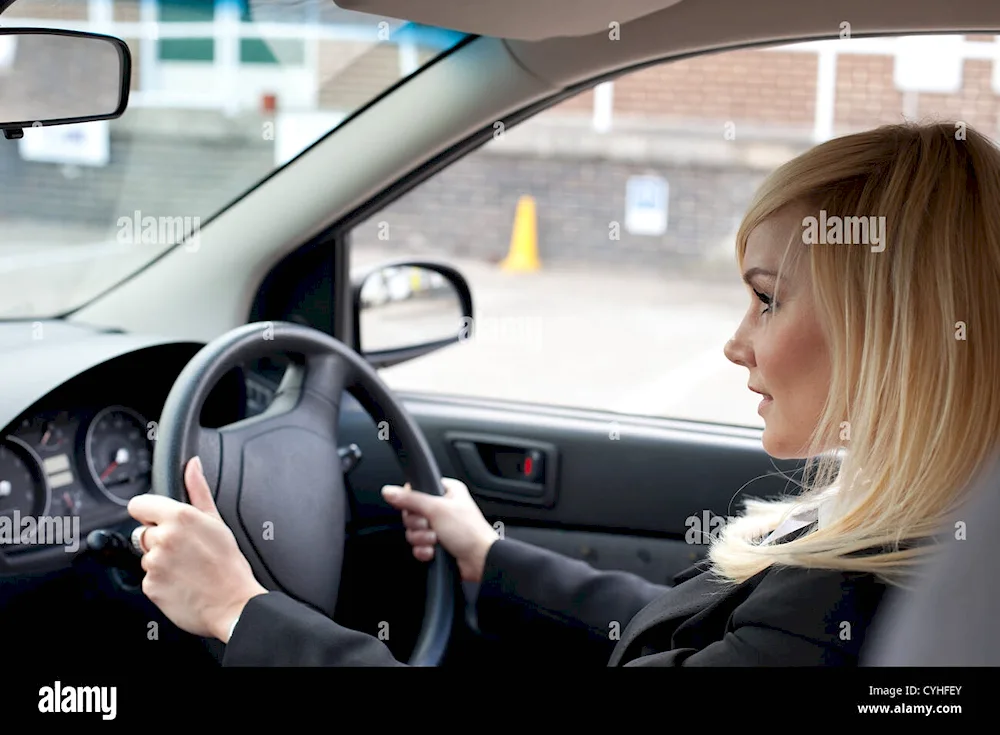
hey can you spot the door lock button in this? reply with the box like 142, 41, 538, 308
520, 449, 544, 481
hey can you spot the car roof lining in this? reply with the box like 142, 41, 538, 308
343, 0, 1000, 89
335, 0, 686, 41
507, 0, 1000, 88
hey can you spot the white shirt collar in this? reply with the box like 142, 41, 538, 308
759, 499, 829, 546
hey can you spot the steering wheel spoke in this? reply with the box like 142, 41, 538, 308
302, 352, 353, 404
192, 424, 221, 500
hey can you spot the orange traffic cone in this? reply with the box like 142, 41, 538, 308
500, 195, 540, 272
409, 267, 423, 292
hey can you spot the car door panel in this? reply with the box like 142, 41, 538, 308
339, 390, 798, 586
491, 525, 699, 587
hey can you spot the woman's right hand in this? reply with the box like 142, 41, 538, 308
381, 477, 500, 584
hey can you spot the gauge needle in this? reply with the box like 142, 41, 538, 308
63, 491, 73, 511
41, 427, 51, 445
101, 448, 130, 480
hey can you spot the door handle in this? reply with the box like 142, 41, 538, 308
445, 432, 558, 507
452, 441, 544, 495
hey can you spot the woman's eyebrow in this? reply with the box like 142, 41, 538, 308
742, 267, 778, 286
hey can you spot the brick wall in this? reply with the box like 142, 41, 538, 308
540, 36, 1000, 139
318, 43, 399, 109
0, 127, 272, 228
348, 147, 768, 275
2, 0, 88, 20
614, 50, 818, 129
346, 37, 1000, 275
113, 0, 140, 20
115, 0, 142, 92
6, 19, 1000, 274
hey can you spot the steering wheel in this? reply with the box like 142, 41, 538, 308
149, 321, 457, 666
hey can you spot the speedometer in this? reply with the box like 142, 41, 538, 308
0, 436, 50, 520
85, 406, 154, 506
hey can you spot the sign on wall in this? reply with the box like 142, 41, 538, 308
18, 121, 110, 167
894, 35, 964, 94
625, 174, 669, 236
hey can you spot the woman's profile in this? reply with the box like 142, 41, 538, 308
127, 120, 1000, 666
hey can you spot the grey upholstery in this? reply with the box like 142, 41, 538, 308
862, 456, 1000, 666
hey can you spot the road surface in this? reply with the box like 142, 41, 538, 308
0, 230, 763, 429
354, 246, 764, 428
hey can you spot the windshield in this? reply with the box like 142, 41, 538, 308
0, 0, 467, 318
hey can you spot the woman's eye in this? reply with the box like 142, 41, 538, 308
754, 289, 774, 314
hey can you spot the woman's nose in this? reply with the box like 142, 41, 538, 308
724, 336, 752, 368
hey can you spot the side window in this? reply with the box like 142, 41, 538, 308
350, 34, 997, 428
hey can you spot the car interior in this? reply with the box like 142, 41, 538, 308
1, 0, 997, 668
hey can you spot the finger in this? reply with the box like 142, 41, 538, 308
402, 510, 429, 530
441, 477, 467, 496
413, 546, 434, 562
405, 529, 437, 546
185, 457, 221, 520
128, 494, 182, 526
140, 523, 170, 553
140, 547, 161, 574
382, 483, 441, 516
133, 524, 153, 553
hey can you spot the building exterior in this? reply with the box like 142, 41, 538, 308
4, 0, 1000, 273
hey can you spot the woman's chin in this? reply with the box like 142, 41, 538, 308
761, 430, 811, 461
761, 427, 793, 460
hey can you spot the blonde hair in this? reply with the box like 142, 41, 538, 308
708, 121, 1000, 587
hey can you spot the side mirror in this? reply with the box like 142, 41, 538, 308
0, 28, 131, 139
352, 261, 474, 369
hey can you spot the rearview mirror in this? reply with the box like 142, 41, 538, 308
0, 28, 130, 139
353, 261, 474, 369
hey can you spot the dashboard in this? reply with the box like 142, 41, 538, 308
0, 328, 253, 572
0, 318, 432, 666
0, 319, 436, 665
1, 405, 156, 538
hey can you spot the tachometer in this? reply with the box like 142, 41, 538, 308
22, 413, 70, 452
85, 406, 154, 506
0, 436, 51, 520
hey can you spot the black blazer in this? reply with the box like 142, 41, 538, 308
223, 524, 889, 666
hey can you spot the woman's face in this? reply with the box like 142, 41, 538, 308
724, 208, 833, 459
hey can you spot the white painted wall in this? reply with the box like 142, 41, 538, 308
157, 63, 317, 111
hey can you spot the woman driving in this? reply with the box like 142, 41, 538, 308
127, 120, 1000, 666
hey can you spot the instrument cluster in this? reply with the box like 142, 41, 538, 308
0, 405, 154, 547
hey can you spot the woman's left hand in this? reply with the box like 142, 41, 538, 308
127, 456, 267, 642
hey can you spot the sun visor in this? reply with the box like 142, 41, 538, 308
335, 0, 687, 41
